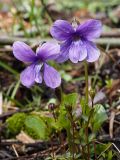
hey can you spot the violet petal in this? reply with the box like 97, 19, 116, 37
69, 41, 87, 63
36, 42, 60, 61
77, 19, 102, 40
56, 39, 72, 63
50, 20, 74, 41
43, 63, 61, 88
20, 64, 36, 88
34, 64, 43, 83
13, 41, 37, 63
85, 41, 100, 62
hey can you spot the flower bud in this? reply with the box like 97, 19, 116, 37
48, 103, 56, 111
89, 89, 96, 100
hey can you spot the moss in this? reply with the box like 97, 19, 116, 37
24, 115, 49, 140
6, 113, 50, 140
6, 113, 26, 136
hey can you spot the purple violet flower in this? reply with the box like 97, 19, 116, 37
13, 41, 61, 89
50, 19, 102, 63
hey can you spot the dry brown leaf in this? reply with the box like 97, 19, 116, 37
16, 131, 35, 144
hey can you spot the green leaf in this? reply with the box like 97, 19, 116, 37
53, 93, 78, 130
92, 104, 108, 132
107, 150, 113, 160
57, 110, 70, 129
62, 93, 78, 108
96, 143, 112, 159
80, 97, 90, 115
43, 115, 60, 131
25, 115, 49, 140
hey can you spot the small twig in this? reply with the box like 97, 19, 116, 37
112, 143, 120, 153
0, 108, 34, 120
97, 143, 112, 159
113, 120, 120, 125
95, 140, 106, 145
1, 37, 120, 47
0, 139, 59, 147
96, 38, 120, 47
0, 36, 48, 45
102, 30, 120, 37
109, 111, 115, 138
97, 137, 120, 143
55, 142, 67, 154
12, 144, 19, 157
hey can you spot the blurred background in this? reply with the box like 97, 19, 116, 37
0, 0, 120, 116
1, 0, 120, 38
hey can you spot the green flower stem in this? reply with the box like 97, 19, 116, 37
91, 99, 97, 159
67, 111, 75, 160
84, 61, 90, 160
66, 127, 74, 159
84, 61, 89, 105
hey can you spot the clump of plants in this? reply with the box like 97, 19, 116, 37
6, 18, 115, 159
